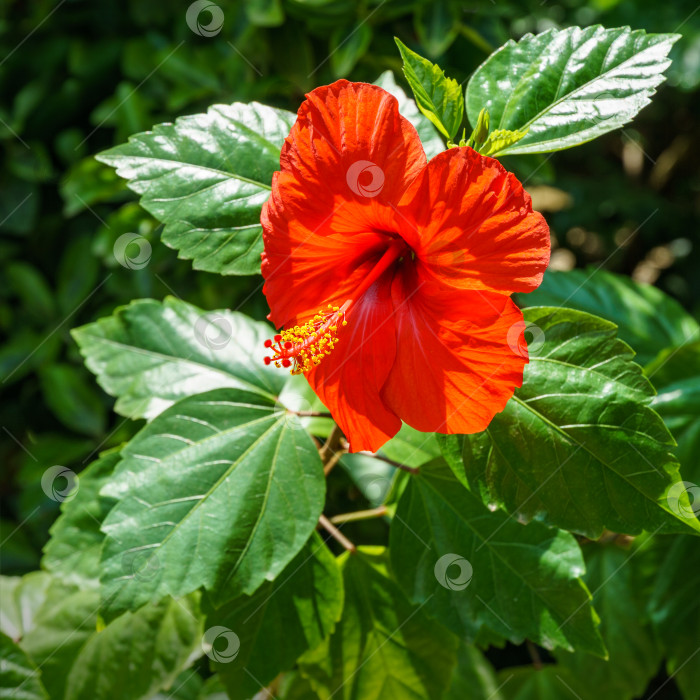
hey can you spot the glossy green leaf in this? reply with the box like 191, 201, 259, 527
466, 26, 679, 155
553, 543, 661, 700
517, 267, 699, 365
96, 102, 295, 275
204, 532, 342, 700
0, 632, 48, 700
99, 388, 325, 617
649, 535, 700, 700
395, 38, 464, 140
374, 71, 444, 159
440, 307, 700, 539
390, 459, 604, 655
72, 297, 286, 421
42, 450, 120, 587
299, 548, 458, 700
65, 595, 202, 700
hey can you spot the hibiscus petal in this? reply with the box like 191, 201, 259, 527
262, 80, 426, 328
306, 274, 401, 453
394, 147, 550, 295
382, 269, 527, 435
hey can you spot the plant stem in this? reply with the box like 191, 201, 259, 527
291, 410, 333, 418
320, 424, 346, 475
357, 451, 419, 474
318, 514, 356, 553
330, 506, 388, 524
526, 640, 543, 670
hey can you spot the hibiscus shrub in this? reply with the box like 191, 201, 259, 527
10, 25, 700, 700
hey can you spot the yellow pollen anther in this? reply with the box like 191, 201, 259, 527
264, 303, 348, 375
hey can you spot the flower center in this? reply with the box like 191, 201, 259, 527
264, 239, 407, 374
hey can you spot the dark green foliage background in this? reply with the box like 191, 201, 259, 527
1, 0, 699, 697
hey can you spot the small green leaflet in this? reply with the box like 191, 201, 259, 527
72, 297, 286, 421
440, 307, 700, 539
374, 71, 445, 159
204, 532, 343, 700
97, 102, 295, 275
395, 37, 464, 140
479, 128, 529, 157
299, 548, 458, 700
98, 388, 325, 618
390, 459, 605, 656
466, 26, 679, 154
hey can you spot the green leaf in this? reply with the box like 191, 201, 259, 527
203, 532, 342, 700
0, 632, 48, 700
649, 535, 700, 700
380, 423, 441, 469
96, 102, 296, 276
72, 297, 286, 421
479, 128, 529, 157
339, 453, 397, 507
38, 364, 106, 437
150, 669, 204, 700
466, 26, 679, 155
374, 71, 444, 159
299, 548, 458, 700
244, 0, 284, 27
517, 267, 699, 365
647, 341, 700, 483
15, 580, 100, 699
440, 307, 700, 539
277, 673, 318, 700
445, 644, 504, 700
394, 38, 464, 140
330, 22, 372, 78
390, 459, 605, 655
0, 572, 54, 641
497, 666, 579, 700
414, 0, 460, 58
42, 450, 121, 587
99, 388, 325, 617
553, 543, 661, 700
652, 372, 700, 483
64, 595, 202, 700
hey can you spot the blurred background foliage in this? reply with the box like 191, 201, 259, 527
0, 0, 698, 655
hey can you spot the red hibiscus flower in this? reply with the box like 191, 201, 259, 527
260, 80, 550, 453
